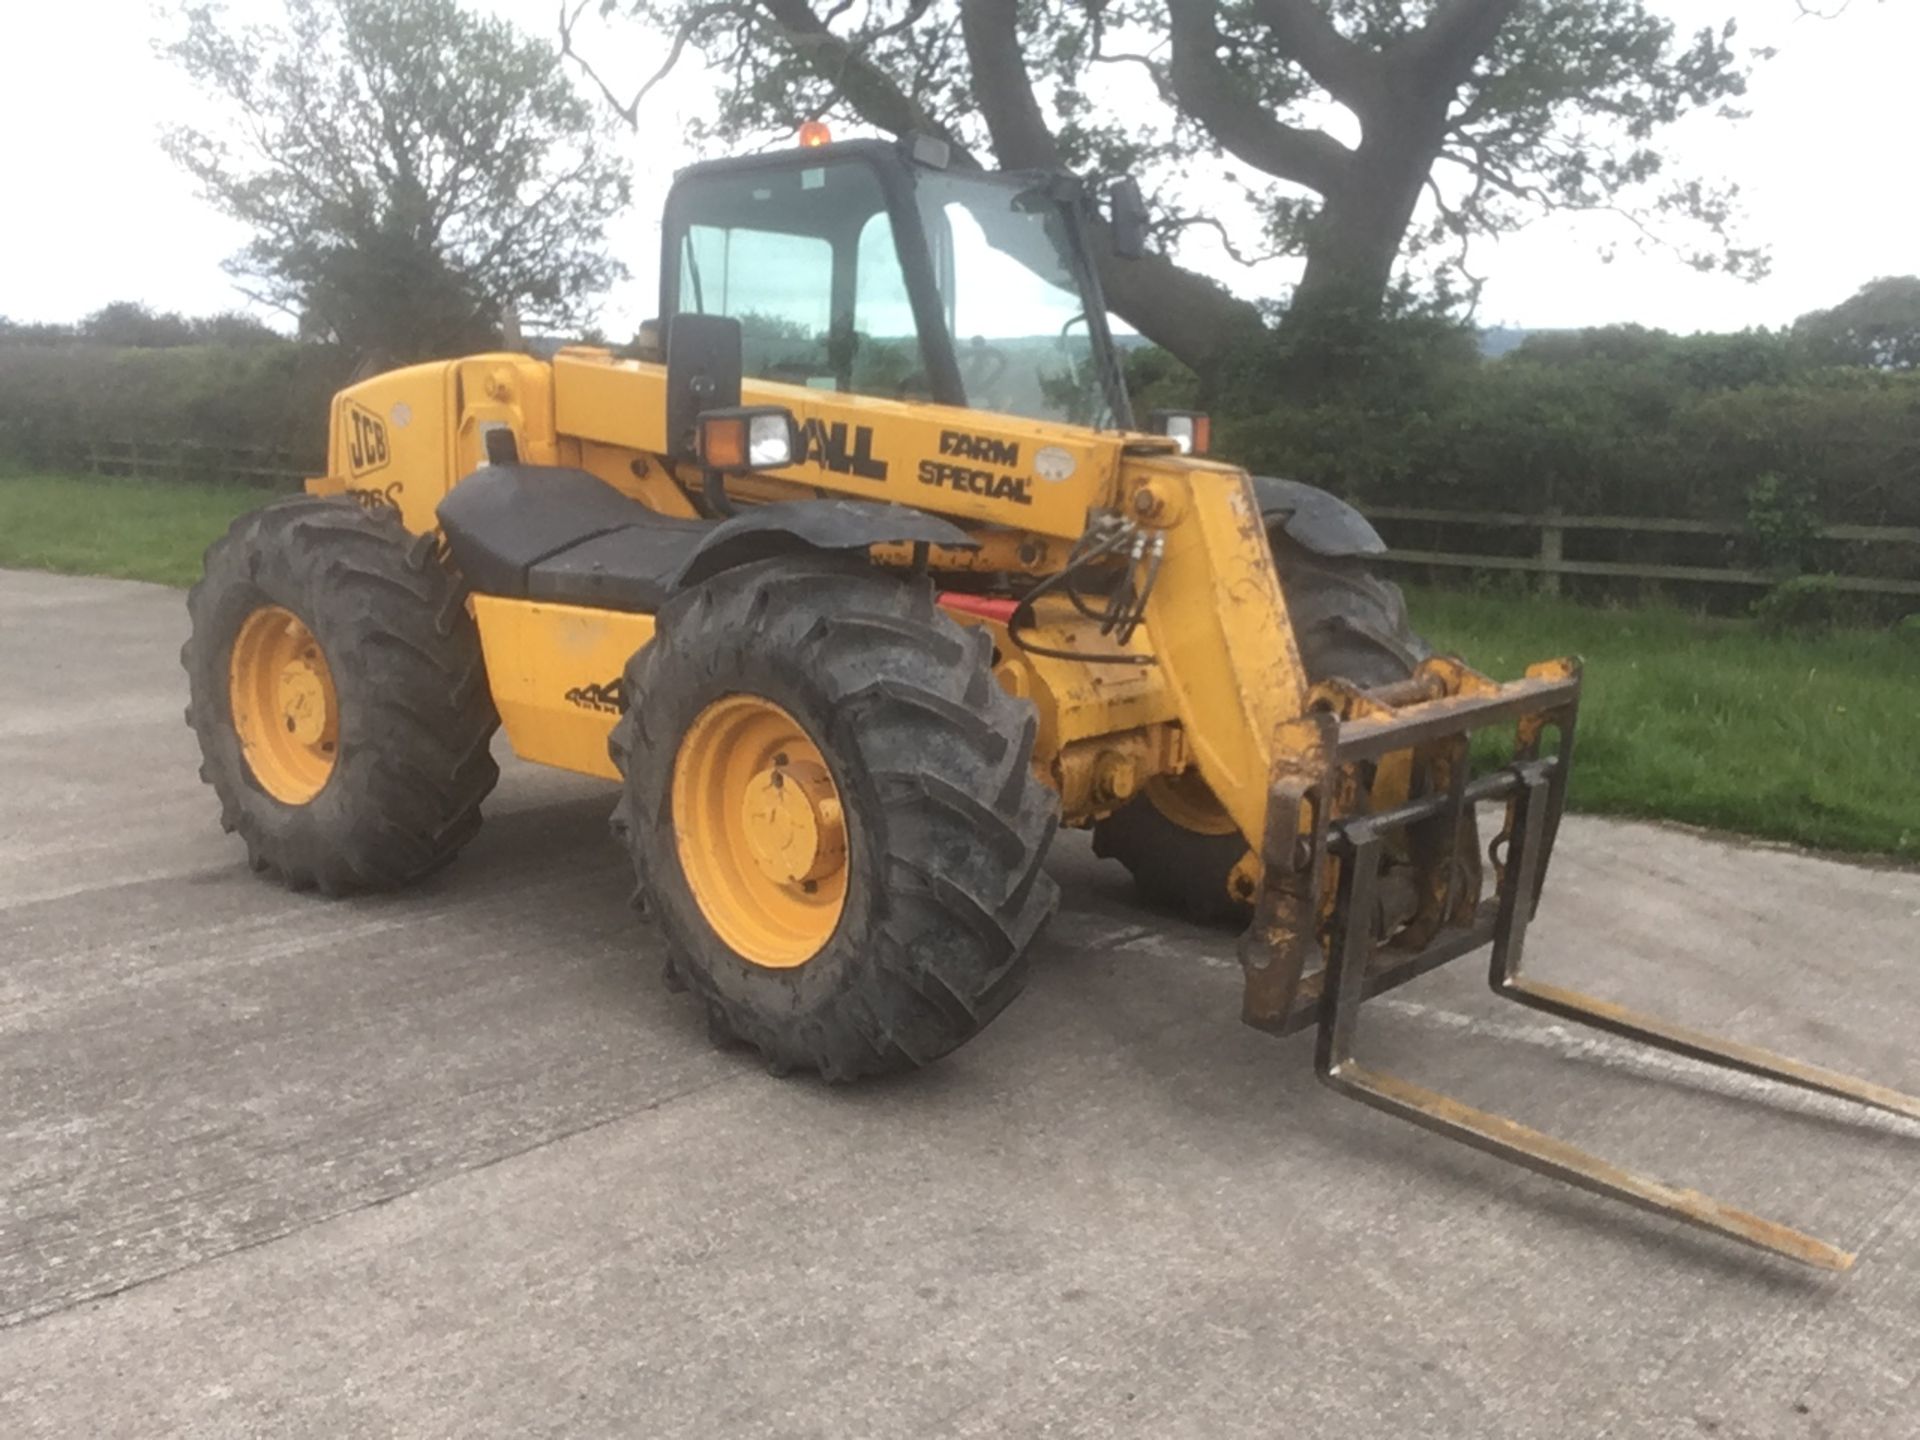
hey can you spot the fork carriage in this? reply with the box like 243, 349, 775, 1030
1248, 654, 1916, 1271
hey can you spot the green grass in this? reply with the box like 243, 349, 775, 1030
0, 470, 266, 588
1409, 585, 1920, 862
1, 471, 1912, 860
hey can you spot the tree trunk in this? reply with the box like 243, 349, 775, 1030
1278, 92, 1452, 383
958, 0, 1266, 388
1095, 245, 1267, 390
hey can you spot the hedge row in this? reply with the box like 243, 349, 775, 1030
4, 324, 1914, 617
0, 340, 348, 474
1220, 357, 1920, 530
1129, 323, 1920, 617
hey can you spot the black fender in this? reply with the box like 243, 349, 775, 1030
436, 465, 977, 608
1248, 475, 1386, 559
672, 499, 977, 590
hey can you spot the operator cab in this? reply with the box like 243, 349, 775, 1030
660, 136, 1134, 430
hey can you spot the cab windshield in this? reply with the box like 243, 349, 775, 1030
666, 151, 1123, 429
916, 171, 1117, 428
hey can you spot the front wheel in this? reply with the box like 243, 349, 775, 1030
1092, 533, 1430, 920
609, 556, 1061, 1081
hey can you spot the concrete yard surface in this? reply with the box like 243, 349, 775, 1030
2, 566, 1918, 1438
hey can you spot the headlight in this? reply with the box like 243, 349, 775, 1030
748, 410, 796, 468
697, 405, 800, 472
1147, 409, 1211, 456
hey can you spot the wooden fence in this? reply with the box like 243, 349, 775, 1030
41, 443, 1920, 605
75, 437, 320, 490
1360, 504, 1920, 601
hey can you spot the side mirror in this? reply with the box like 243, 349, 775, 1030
665, 313, 743, 459
1108, 177, 1150, 261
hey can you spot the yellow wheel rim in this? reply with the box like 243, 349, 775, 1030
1144, 769, 1239, 837
228, 604, 340, 805
672, 695, 849, 968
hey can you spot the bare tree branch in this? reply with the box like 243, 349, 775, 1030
1244, 0, 1380, 111
754, 0, 977, 156
1397, 0, 1524, 92
1165, 0, 1351, 196
558, 0, 709, 126
1161, 213, 1289, 267
958, 0, 1059, 167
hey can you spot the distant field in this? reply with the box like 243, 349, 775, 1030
2, 469, 1912, 861
0, 471, 267, 588
1410, 585, 1918, 862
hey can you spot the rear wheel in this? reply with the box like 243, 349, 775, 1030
609, 556, 1060, 1081
1092, 533, 1429, 920
183, 496, 500, 894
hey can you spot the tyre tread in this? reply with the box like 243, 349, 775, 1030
609, 556, 1059, 1082
182, 495, 500, 894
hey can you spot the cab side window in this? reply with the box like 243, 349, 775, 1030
669, 161, 926, 400
678, 225, 834, 386
849, 211, 921, 398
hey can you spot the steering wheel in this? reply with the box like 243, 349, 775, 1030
959, 336, 1011, 399
892, 339, 1012, 403
764, 359, 825, 384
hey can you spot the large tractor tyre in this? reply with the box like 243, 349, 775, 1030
1092, 532, 1430, 921
609, 556, 1061, 1082
182, 495, 500, 895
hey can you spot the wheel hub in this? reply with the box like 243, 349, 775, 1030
671, 695, 850, 968
229, 604, 339, 804
276, 658, 331, 746
1144, 769, 1239, 836
741, 758, 845, 886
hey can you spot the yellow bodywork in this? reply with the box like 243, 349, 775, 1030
311, 346, 1341, 860
467, 595, 655, 780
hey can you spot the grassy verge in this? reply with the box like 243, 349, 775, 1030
1, 471, 1911, 860
0, 470, 269, 588
1409, 585, 1918, 862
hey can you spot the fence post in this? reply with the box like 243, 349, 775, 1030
1538, 510, 1564, 598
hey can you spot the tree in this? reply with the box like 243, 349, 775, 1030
0, 318, 79, 346
80, 302, 197, 348
189, 311, 284, 346
1793, 277, 1920, 371
166, 0, 631, 364
568, 0, 1759, 384
0, 305, 282, 350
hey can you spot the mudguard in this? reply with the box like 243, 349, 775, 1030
1248, 475, 1386, 559
439, 466, 978, 610
674, 499, 977, 589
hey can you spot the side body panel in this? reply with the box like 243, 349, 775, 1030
316, 354, 556, 534
552, 352, 1120, 541
469, 596, 656, 780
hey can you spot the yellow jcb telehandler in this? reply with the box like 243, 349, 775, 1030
182, 133, 1917, 1271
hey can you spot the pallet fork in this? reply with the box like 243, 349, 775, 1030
1240, 657, 1919, 1271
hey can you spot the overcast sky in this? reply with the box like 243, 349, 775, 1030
3, 0, 1916, 337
